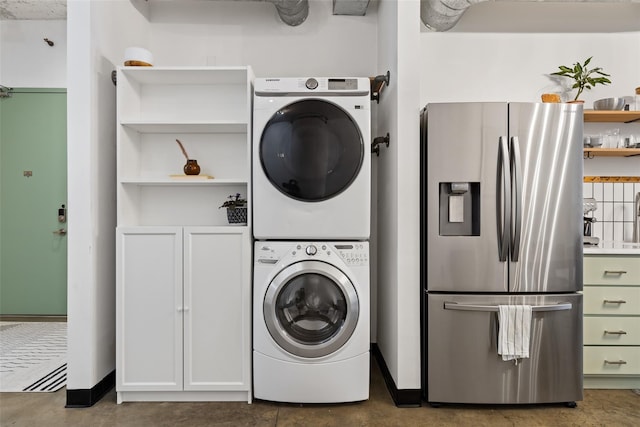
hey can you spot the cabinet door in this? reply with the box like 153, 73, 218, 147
183, 227, 251, 391
116, 227, 183, 391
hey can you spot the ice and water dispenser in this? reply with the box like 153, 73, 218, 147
439, 182, 480, 236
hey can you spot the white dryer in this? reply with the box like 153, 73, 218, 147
252, 77, 371, 240
253, 241, 370, 403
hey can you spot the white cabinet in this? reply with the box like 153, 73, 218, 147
115, 67, 253, 403
583, 255, 640, 389
116, 227, 252, 402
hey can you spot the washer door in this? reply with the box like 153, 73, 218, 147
264, 260, 359, 358
259, 99, 364, 202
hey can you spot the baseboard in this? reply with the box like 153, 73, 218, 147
0, 315, 67, 322
65, 370, 115, 408
371, 344, 422, 407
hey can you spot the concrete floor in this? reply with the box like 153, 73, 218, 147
1, 356, 639, 427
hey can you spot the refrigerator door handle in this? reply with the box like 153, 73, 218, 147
443, 302, 573, 312
497, 136, 510, 262
510, 136, 522, 262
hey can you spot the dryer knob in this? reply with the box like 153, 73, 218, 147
305, 78, 319, 90
305, 245, 317, 256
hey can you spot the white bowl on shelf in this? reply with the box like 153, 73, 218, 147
124, 47, 153, 66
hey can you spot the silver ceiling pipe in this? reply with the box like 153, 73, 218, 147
270, 0, 308, 26
421, 0, 640, 32
221, 0, 309, 26
421, 0, 484, 32
259, 0, 309, 26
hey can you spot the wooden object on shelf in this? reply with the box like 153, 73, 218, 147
584, 110, 640, 123
169, 174, 214, 180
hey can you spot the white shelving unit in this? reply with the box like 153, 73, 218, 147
116, 66, 253, 227
115, 66, 254, 403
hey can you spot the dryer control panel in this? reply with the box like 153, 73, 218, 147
254, 77, 369, 96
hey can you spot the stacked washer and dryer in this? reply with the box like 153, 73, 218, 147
252, 77, 371, 403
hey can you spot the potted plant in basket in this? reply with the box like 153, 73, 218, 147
550, 57, 611, 102
219, 193, 247, 224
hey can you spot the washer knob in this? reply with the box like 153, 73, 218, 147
305, 78, 319, 90
305, 245, 317, 256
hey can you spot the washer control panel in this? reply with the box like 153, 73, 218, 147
334, 243, 368, 267
255, 242, 368, 267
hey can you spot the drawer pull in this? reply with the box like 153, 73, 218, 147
603, 300, 627, 304
604, 360, 627, 365
604, 330, 627, 335
603, 270, 627, 275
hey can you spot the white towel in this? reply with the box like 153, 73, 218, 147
498, 305, 532, 362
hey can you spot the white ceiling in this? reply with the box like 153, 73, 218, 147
0, 0, 67, 20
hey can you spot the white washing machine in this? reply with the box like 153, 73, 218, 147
252, 77, 371, 240
253, 241, 370, 403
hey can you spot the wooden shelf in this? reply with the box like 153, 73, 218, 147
120, 178, 247, 185
583, 148, 640, 158
584, 110, 640, 123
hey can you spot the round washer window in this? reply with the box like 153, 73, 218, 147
275, 273, 348, 345
264, 260, 359, 358
259, 99, 364, 202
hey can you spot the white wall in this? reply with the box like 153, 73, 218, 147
66, 0, 149, 391
0, 20, 67, 87
145, 0, 378, 77
419, 31, 640, 175
420, 32, 640, 105
375, 0, 422, 392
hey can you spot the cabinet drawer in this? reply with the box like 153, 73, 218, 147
583, 286, 640, 315
584, 317, 640, 345
584, 346, 640, 375
584, 256, 640, 286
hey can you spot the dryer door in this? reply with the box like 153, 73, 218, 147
259, 99, 364, 202
263, 260, 359, 358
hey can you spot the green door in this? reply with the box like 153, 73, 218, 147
0, 88, 67, 315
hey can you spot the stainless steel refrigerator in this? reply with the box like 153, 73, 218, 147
420, 102, 584, 405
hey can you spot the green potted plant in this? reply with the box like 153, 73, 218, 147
219, 193, 247, 224
551, 57, 611, 102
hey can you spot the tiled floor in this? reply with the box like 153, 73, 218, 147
1, 355, 638, 427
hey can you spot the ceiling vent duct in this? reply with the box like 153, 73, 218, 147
333, 0, 370, 15
199, 0, 309, 26
421, 0, 640, 32
421, 0, 483, 31
263, 0, 309, 26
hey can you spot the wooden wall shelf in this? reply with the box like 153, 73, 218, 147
584, 110, 640, 124
583, 148, 640, 158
